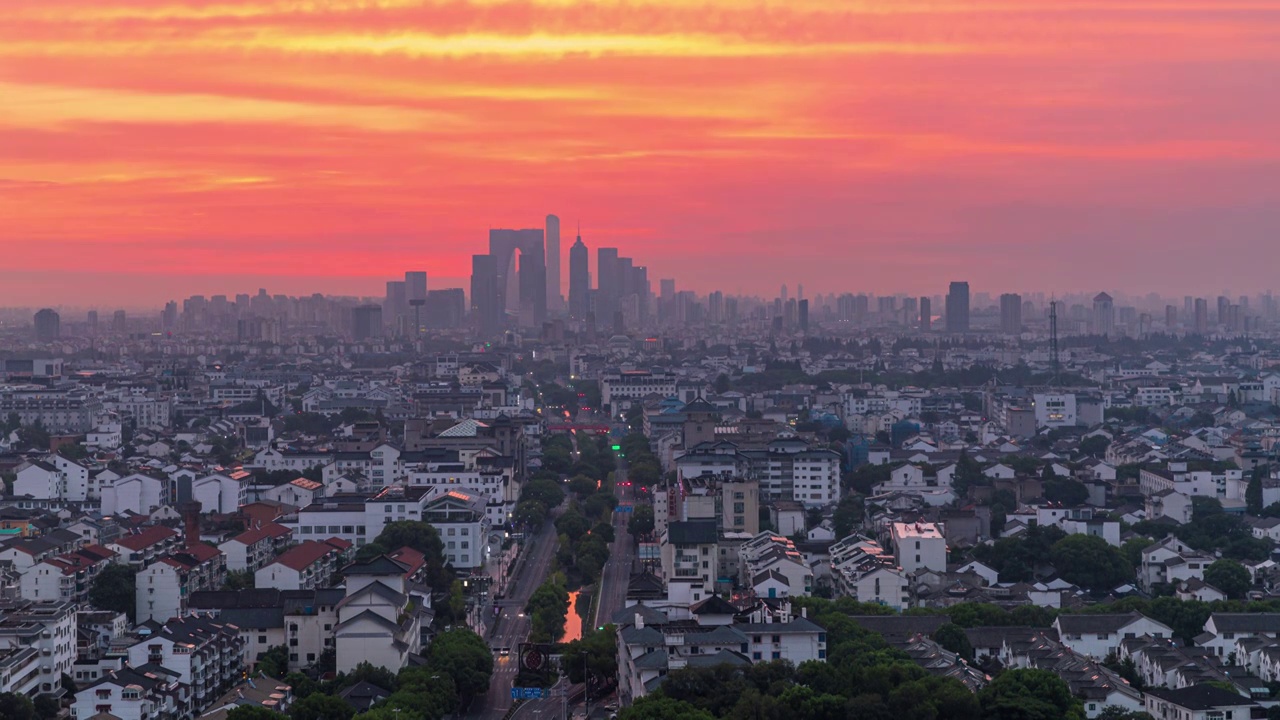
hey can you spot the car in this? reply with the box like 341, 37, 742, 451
499, 647, 511, 656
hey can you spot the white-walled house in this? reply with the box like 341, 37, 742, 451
1053, 612, 1174, 659
334, 555, 430, 673
13, 460, 65, 500
100, 473, 169, 515
191, 472, 249, 514
255, 539, 349, 591
219, 522, 293, 572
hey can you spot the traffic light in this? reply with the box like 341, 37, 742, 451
611, 444, 621, 451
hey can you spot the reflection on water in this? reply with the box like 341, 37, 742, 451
563, 590, 584, 642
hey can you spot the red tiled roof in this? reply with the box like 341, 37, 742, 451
232, 522, 292, 546
80, 545, 117, 561
113, 526, 178, 551
270, 541, 337, 571
323, 537, 352, 550
387, 546, 425, 578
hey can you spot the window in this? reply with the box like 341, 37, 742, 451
752, 652, 761, 660
290, 653, 299, 662
461, 541, 469, 549
772, 635, 781, 643
258, 635, 267, 643
818, 649, 826, 659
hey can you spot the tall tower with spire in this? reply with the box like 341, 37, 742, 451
568, 223, 590, 321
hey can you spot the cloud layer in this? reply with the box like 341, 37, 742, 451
3, 0, 1279, 304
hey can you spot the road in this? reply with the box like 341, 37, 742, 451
512, 450, 637, 720
469, 511, 561, 719
593, 455, 636, 631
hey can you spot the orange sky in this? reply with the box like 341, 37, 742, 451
3, 0, 1279, 306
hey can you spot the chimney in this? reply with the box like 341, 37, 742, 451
181, 501, 202, 549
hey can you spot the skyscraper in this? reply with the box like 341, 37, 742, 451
1093, 292, 1115, 336
1194, 298, 1209, 333
919, 297, 931, 331
86, 310, 98, 335
545, 215, 561, 312
352, 305, 383, 340
569, 232, 590, 321
112, 310, 127, 334
385, 280, 407, 334
489, 228, 546, 325
945, 282, 969, 333
33, 308, 60, 341
999, 293, 1022, 334
1165, 305, 1177, 329
470, 254, 501, 336
798, 299, 809, 333
405, 271, 428, 302
597, 247, 619, 325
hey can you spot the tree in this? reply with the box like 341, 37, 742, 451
555, 508, 591, 541
575, 535, 611, 581
526, 579, 570, 642
523, 478, 565, 509
1204, 559, 1252, 600
224, 569, 255, 590
628, 461, 660, 487
89, 563, 136, 621
932, 623, 974, 659
1078, 435, 1111, 457
618, 696, 716, 720
33, 695, 59, 720
628, 504, 655, 537
228, 708, 287, 720
832, 494, 864, 539
567, 474, 597, 497
513, 499, 548, 528
1248, 465, 1267, 515
1043, 477, 1090, 507
256, 645, 290, 678
562, 625, 618, 685
288, 694, 354, 720
0, 693, 36, 720
591, 521, 615, 543
1050, 534, 1132, 593
979, 668, 1085, 720
714, 374, 731, 394
425, 628, 494, 699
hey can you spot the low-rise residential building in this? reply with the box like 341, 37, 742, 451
1052, 612, 1174, 660
255, 538, 350, 591
124, 615, 247, 714
1144, 685, 1257, 720
218, 522, 292, 573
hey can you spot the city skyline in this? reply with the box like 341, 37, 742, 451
4, 1, 1280, 305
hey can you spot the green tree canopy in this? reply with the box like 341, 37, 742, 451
628, 504, 655, 537
424, 628, 493, 699
1049, 534, 1132, 593
978, 668, 1085, 720
227, 707, 287, 720
88, 563, 136, 621
288, 694, 354, 720
1204, 559, 1252, 600
932, 623, 974, 659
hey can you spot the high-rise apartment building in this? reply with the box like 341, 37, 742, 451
405, 271, 428, 302
33, 309, 60, 341
545, 215, 561, 312
1093, 292, 1115, 336
798, 299, 809, 333
945, 282, 969, 333
568, 233, 590, 321
352, 305, 383, 341
86, 310, 98, 335
1194, 298, 1209, 333
470, 254, 501, 336
999, 293, 1022, 334
596, 247, 619, 326
112, 310, 127, 334
385, 280, 406, 333
919, 297, 931, 331
1165, 305, 1177, 329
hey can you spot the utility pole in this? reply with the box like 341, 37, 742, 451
582, 650, 589, 720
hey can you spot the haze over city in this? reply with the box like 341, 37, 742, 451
4, 0, 1280, 305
